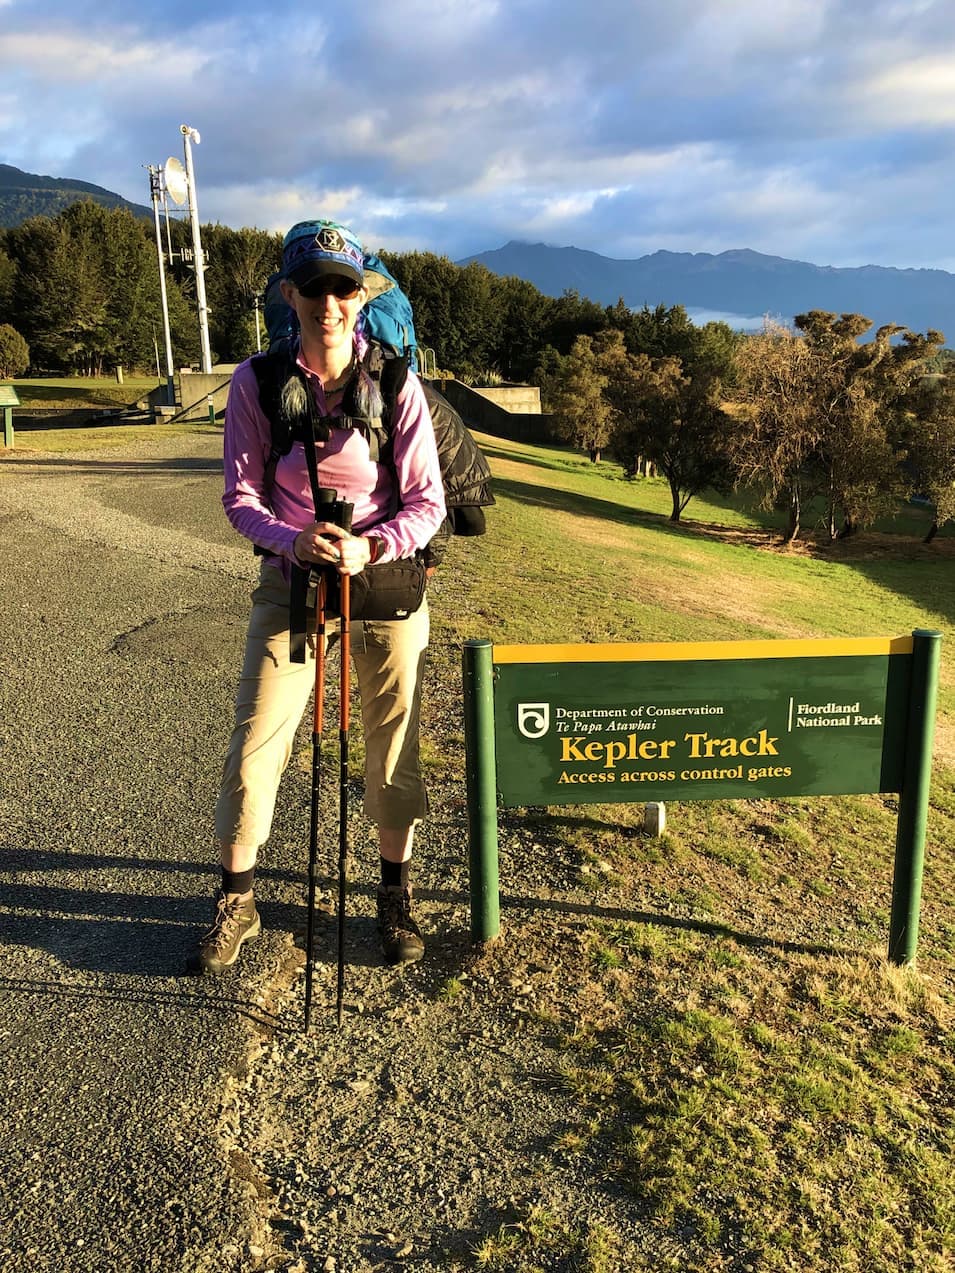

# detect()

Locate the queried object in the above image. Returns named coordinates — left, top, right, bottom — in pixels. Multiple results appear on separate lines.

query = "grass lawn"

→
left=1, top=374, right=221, bottom=453
left=0, top=421, right=220, bottom=454
left=7, top=374, right=163, bottom=409
left=433, top=433, right=954, bottom=1272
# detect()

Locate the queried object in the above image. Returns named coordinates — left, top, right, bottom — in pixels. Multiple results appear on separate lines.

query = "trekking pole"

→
left=304, top=487, right=339, bottom=1033
left=336, top=502, right=354, bottom=1029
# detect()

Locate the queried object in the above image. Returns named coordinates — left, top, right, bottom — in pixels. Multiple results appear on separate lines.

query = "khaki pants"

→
left=215, top=564, right=430, bottom=848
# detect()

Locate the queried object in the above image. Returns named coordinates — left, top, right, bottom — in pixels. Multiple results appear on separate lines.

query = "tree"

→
left=730, top=323, right=821, bottom=542
left=904, top=373, right=955, bottom=542
left=733, top=314, right=943, bottom=542
left=76, top=201, right=164, bottom=374
left=6, top=201, right=195, bottom=374
left=601, top=329, right=735, bottom=520
left=625, top=302, right=700, bottom=361
left=548, top=335, right=612, bottom=461
left=447, top=263, right=505, bottom=379
left=593, top=329, right=654, bottom=472
left=496, top=276, right=551, bottom=381
left=381, top=250, right=460, bottom=372
left=8, top=213, right=85, bottom=369
left=0, top=246, right=15, bottom=325
left=540, top=289, right=607, bottom=356
left=200, top=224, right=282, bottom=362
left=533, top=344, right=565, bottom=412
left=794, top=312, right=943, bottom=538
left=0, top=324, right=29, bottom=377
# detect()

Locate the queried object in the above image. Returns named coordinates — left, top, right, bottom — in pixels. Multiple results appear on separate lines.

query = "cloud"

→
left=855, top=54, right=955, bottom=126
left=3, top=0, right=955, bottom=271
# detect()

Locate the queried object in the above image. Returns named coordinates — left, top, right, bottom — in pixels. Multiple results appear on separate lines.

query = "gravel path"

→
left=0, top=430, right=689, bottom=1273
left=210, top=619, right=682, bottom=1273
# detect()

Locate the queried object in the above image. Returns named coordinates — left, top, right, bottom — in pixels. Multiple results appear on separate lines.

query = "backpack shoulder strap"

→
left=250, top=349, right=296, bottom=461
left=375, top=344, right=410, bottom=420
left=343, top=341, right=409, bottom=463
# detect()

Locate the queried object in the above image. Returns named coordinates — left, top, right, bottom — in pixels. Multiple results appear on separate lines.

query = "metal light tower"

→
left=147, top=165, right=176, bottom=406
left=180, top=124, right=213, bottom=374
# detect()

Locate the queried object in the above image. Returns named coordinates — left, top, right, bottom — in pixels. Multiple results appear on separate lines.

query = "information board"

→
left=492, top=637, right=913, bottom=807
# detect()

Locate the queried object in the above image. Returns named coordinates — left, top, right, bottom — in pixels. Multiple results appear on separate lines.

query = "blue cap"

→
left=282, top=219, right=364, bottom=289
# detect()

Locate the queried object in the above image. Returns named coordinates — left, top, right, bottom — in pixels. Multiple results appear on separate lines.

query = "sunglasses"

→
left=297, top=276, right=362, bottom=300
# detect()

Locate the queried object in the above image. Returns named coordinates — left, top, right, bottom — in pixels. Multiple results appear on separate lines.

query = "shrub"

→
left=0, top=324, right=30, bottom=378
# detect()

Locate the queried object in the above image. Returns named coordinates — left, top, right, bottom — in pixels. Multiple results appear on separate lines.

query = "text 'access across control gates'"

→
left=491, top=635, right=916, bottom=807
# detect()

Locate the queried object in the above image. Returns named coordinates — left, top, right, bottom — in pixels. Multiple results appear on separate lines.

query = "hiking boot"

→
left=376, top=885, right=425, bottom=964
left=190, top=891, right=261, bottom=975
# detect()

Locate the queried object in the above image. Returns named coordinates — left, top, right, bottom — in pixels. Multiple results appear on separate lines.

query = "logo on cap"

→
left=316, top=227, right=346, bottom=253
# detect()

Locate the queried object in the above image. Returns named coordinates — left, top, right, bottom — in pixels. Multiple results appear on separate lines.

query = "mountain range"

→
left=4, top=162, right=955, bottom=342
left=0, top=163, right=152, bottom=228
left=461, top=241, right=955, bottom=343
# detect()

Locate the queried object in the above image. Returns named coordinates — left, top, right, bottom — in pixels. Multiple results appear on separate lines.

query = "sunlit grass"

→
left=435, top=431, right=954, bottom=1272
left=551, top=934, right=954, bottom=1271
left=3, top=422, right=220, bottom=454
left=9, top=374, right=160, bottom=405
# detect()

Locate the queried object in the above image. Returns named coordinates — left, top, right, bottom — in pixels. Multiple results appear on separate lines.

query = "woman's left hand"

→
left=314, top=523, right=372, bottom=576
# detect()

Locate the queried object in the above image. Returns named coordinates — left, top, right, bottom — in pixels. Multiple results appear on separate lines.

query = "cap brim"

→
left=286, top=259, right=363, bottom=288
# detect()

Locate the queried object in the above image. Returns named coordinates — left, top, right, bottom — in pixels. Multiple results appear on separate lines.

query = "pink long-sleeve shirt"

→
left=222, top=341, right=446, bottom=577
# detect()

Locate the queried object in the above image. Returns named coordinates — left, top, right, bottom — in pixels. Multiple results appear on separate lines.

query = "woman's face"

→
left=281, top=275, right=366, bottom=362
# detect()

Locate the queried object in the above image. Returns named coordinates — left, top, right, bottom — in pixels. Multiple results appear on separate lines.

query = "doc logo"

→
left=517, top=702, right=550, bottom=739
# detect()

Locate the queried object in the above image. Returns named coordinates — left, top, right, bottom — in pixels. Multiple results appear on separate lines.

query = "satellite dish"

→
left=164, top=157, right=188, bottom=206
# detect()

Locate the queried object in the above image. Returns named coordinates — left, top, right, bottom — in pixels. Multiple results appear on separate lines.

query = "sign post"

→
left=463, top=639, right=500, bottom=942
left=888, top=630, right=941, bottom=962
left=0, top=385, right=19, bottom=448
left=463, top=631, right=941, bottom=963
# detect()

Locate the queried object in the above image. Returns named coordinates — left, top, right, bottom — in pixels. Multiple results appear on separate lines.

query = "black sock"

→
left=380, top=857, right=410, bottom=889
left=222, top=866, right=256, bottom=897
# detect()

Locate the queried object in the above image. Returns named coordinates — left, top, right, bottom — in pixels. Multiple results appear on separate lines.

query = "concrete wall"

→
left=147, top=366, right=558, bottom=445
left=146, top=367, right=238, bottom=421
left=470, top=384, right=542, bottom=414
left=435, top=378, right=557, bottom=445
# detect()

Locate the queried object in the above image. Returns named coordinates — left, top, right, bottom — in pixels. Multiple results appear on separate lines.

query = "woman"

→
left=193, top=219, right=446, bottom=974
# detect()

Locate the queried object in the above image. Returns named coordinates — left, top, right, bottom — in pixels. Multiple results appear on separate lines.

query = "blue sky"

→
left=3, top=0, right=955, bottom=269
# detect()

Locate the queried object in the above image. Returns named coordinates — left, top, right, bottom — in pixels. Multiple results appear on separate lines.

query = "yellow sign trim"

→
left=492, top=636, right=913, bottom=665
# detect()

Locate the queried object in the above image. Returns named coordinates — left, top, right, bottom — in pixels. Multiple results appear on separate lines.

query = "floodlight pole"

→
left=180, top=124, right=213, bottom=374
left=147, top=165, right=176, bottom=406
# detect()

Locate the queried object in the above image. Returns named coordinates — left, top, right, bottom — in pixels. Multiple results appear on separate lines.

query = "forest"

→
left=1, top=200, right=953, bottom=541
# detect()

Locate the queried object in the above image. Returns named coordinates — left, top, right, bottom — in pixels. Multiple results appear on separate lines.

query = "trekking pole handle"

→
left=315, top=488, right=353, bottom=536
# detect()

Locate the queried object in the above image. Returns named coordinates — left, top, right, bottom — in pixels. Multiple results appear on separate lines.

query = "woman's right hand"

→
left=293, top=521, right=343, bottom=567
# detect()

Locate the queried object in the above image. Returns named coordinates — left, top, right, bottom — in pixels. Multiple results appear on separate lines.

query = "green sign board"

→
left=464, top=632, right=941, bottom=964
left=492, top=636, right=913, bottom=807
left=0, top=386, right=20, bottom=407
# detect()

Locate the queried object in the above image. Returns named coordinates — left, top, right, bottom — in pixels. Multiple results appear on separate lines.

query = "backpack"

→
left=362, top=252, right=419, bottom=370
left=254, top=256, right=494, bottom=567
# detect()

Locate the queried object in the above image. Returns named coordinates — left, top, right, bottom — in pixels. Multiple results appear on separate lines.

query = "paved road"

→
left=0, top=431, right=312, bottom=1271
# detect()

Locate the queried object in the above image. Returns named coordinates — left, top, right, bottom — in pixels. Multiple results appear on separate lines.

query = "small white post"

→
left=644, top=801, right=666, bottom=836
